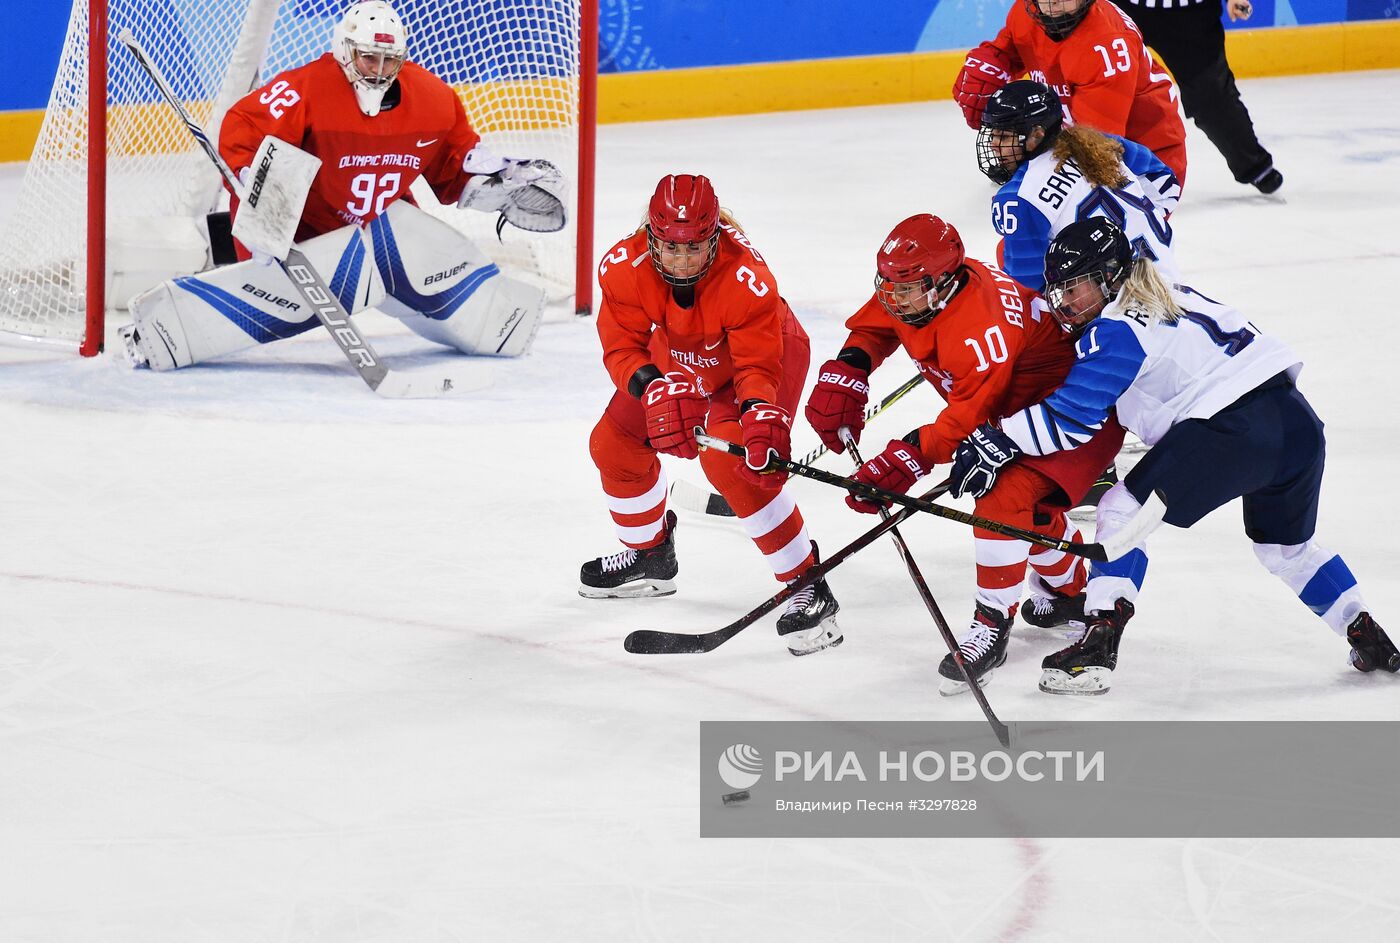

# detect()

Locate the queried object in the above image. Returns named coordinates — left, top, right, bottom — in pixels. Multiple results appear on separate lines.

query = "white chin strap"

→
left=351, top=81, right=391, bottom=117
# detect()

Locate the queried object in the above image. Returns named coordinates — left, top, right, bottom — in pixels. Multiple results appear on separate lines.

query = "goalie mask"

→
left=874, top=214, right=966, bottom=328
left=977, top=80, right=1063, bottom=185
left=647, top=174, right=721, bottom=287
left=333, top=1, right=409, bottom=117
left=1043, top=217, right=1135, bottom=332
left=1025, top=0, right=1092, bottom=41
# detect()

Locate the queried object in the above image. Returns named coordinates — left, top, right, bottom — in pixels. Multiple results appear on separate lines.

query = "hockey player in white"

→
left=119, top=1, right=565, bottom=371
left=949, top=218, right=1396, bottom=694
left=978, top=79, right=1180, bottom=293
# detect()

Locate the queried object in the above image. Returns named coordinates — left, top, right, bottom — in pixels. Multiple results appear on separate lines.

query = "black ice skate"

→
left=776, top=546, right=842, bottom=656
left=1345, top=612, right=1400, bottom=673
left=1039, top=598, right=1135, bottom=696
left=1021, top=588, right=1087, bottom=633
left=938, top=602, right=1013, bottom=696
left=578, top=511, right=678, bottom=599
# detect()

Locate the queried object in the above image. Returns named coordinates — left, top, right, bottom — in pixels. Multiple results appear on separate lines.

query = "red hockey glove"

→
left=846, top=438, right=930, bottom=514
left=953, top=44, right=1013, bottom=129
left=739, top=402, right=793, bottom=489
left=804, top=358, right=871, bottom=455
left=644, top=372, right=708, bottom=459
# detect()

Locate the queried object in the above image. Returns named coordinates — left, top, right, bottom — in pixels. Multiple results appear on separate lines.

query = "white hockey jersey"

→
left=992, top=135, right=1181, bottom=292
left=1001, top=283, right=1303, bottom=452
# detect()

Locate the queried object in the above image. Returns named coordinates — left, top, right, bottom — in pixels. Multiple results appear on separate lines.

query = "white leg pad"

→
left=369, top=201, right=546, bottom=358
left=123, top=223, right=377, bottom=370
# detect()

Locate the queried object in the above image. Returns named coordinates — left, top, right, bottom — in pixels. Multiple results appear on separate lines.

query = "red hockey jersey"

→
left=842, top=259, right=1075, bottom=464
left=219, top=54, right=481, bottom=242
left=596, top=225, right=803, bottom=407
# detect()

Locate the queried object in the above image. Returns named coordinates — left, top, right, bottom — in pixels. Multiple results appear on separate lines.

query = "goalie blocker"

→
left=122, top=199, right=546, bottom=370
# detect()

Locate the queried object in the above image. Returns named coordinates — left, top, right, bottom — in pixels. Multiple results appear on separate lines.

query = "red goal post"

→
left=0, top=0, right=598, bottom=355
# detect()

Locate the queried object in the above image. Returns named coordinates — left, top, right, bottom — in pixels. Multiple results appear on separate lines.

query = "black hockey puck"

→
left=721, top=790, right=751, bottom=805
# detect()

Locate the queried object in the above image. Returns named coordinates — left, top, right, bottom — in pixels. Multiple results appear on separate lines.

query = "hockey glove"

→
left=953, top=44, right=1013, bottom=129
left=460, top=147, right=567, bottom=234
left=950, top=423, right=1021, bottom=499
left=739, top=401, right=793, bottom=489
left=644, top=373, right=709, bottom=460
left=804, top=357, right=871, bottom=454
left=846, top=437, right=929, bottom=514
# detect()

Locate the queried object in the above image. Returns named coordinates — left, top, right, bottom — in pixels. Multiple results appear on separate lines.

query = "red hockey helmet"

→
left=874, top=214, right=966, bottom=326
left=647, top=174, right=721, bottom=286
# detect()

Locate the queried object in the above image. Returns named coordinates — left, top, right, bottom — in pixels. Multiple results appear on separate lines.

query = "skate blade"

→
left=786, top=617, right=843, bottom=657
left=1038, top=667, right=1112, bottom=696
left=578, top=579, right=677, bottom=600
left=938, top=668, right=994, bottom=697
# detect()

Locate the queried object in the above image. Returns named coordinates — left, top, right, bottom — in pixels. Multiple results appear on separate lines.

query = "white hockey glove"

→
left=458, top=146, right=567, bottom=235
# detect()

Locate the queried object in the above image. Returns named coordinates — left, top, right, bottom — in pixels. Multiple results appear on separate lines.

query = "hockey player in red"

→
left=581, top=174, right=841, bottom=656
left=804, top=215, right=1122, bottom=691
left=953, top=0, right=1189, bottom=188
left=120, top=1, right=564, bottom=372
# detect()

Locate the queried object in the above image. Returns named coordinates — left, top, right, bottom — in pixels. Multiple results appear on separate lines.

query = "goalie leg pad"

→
left=370, top=202, right=546, bottom=357
left=122, top=224, right=378, bottom=370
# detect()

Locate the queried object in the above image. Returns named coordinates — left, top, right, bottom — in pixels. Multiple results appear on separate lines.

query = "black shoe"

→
left=1252, top=167, right=1283, bottom=194
left=1022, top=589, right=1087, bottom=631
left=938, top=602, right=1013, bottom=696
left=777, top=545, right=842, bottom=656
left=1346, top=612, right=1399, bottom=673
left=1039, top=598, right=1134, bottom=695
left=578, top=511, right=678, bottom=598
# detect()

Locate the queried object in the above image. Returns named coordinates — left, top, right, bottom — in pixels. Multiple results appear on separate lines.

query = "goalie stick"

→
left=669, top=371, right=928, bottom=519
left=840, top=430, right=1009, bottom=745
left=119, top=31, right=488, bottom=399
left=623, top=482, right=949, bottom=655
left=695, top=430, right=1165, bottom=563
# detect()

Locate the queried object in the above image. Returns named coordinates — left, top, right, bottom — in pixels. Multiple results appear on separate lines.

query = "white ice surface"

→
left=2, top=70, right=1399, bottom=942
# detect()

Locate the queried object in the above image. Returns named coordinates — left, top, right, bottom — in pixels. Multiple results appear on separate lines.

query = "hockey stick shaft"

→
left=697, top=431, right=1110, bottom=562
left=623, top=482, right=951, bottom=655
left=841, top=431, right=1009, bottom=746
left=681, top=372, right=928, bottom=519
left=120, top=31, right=458, bottom=397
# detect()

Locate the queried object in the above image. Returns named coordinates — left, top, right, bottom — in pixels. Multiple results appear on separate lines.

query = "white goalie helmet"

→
left=332, top=1, right=409, bottom=117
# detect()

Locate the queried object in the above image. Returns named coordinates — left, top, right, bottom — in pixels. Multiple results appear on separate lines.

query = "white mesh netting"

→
left=0, top=0, right=581, bottom=346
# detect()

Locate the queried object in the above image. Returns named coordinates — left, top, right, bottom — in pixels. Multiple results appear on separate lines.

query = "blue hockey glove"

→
left=950, top=423, right=1021, bottom=499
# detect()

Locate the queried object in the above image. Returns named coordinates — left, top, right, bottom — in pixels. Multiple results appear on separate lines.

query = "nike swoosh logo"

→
left=416, top=138, right=438, bottom=147
left=703, top=338, right=723, bottom=350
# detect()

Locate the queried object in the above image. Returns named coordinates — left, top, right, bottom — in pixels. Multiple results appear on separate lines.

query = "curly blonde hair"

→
left=1052, top=125, right=1129, bottom=189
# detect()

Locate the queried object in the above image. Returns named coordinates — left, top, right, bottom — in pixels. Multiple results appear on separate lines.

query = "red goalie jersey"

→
left=596, top=224, right=801, bottom=408
left=218, top=53, right=481, bottom=243
left=842, top=258, right=1075, bottom=464
left=979, top=1, right=1186, bottom=182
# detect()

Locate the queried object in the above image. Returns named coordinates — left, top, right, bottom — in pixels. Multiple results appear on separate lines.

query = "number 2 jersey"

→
left=994, top=134, right=1180, bottom=292
left=218, top=53, right=482, bottom=243
left=596, top=225, right=802, bottom=407
left=1000, top=283, right=1303, bottom=453
left=841, top=259, right=1074, bottom=464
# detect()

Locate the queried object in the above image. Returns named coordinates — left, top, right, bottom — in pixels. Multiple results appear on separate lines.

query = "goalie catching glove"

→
left=458, top=145, right=567, bottom=234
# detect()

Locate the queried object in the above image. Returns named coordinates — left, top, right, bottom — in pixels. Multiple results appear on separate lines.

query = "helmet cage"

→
left=647, top=226, right=720, bottom=287
left=874, top=269, right=958, bottom=327
left=1024, top=0, right=1092, bottom=41
left=1045, top=267, right=1126, bottom=332
left=976, top=125, right=1026, bottom=185
left=344, top=41, right=405, bottom=89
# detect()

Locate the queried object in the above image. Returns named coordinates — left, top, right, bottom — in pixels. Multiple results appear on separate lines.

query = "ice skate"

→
left=1021, top=573, right=1087, bottom=635
left=1039, top=599, right=1134, bottom=695
left=938, top=602, right=1012, bottom=696
left=117, top=323, right=149, bottom=369
left=1345, top=612, right=1400, bottom=673
left=579, top=511, right=678, bottom=599
left=776, top=547, right=842, bottom=656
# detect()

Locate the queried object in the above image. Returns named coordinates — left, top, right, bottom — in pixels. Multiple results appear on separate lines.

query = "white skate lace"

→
left=957, top=621, right=1000, bottom=660
left=600, top=548, right=638, bottom=573
left=783, top=585, right=816, bottom=618
left=1030, top=596, right=1056, bottom=617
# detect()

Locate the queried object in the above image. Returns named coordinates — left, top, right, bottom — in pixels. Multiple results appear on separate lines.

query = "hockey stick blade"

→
left=695, top=430, right=1110, bottom=562
left=371, top=362, right=495, bottom=398
left=668, top=479, right=737, bottom=518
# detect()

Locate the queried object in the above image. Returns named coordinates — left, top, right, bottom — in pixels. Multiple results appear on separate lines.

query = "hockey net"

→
left=0, top=0, right=588, bottom=349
